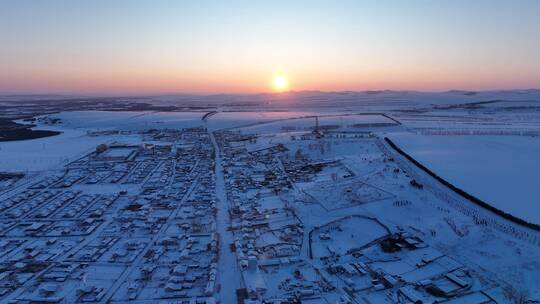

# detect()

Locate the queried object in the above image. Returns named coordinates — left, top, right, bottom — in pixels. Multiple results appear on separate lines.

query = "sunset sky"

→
left=1, top=0, right=539, bottom=94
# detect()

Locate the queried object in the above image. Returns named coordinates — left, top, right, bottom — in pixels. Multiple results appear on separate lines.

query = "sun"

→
left=273, top=75, right=289, bottom=92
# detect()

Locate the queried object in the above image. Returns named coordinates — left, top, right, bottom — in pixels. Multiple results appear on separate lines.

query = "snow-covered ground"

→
left=0, top=126, right=140, bottom=172
left=51, top=110, right=206, bottom=130
left=389, top=133, right=540, bottom=224
left=1, top=92, right=539, bottom=302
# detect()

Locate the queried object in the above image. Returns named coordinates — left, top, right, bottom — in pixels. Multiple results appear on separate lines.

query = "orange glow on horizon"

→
left=1, top=64, right=539, bottom=94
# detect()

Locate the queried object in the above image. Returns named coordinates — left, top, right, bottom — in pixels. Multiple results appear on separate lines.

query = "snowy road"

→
left=210, top=132, right=243, bottom=303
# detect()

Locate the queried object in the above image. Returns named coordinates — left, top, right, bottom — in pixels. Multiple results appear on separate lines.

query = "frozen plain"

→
left=0, top=90, right=540, bottom=303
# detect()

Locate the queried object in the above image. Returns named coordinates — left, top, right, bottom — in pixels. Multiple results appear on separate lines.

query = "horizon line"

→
left=1, top=88, right=539, bottom=99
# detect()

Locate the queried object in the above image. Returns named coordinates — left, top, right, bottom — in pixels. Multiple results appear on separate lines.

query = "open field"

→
left=389, top=133, right=540, bottom=224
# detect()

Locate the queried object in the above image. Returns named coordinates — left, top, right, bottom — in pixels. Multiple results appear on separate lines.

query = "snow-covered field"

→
left=0, top=125, right=140, bottom=172
left=51, top=110, right=206, bottom=130
left=239, top=113, right=397, bottom=134
left=1, top=92, right=540, bottom=302
left=389, top=133, right=540, bottom=224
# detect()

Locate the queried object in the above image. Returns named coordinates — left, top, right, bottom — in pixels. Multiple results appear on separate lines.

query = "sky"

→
left=1, top=0, right=540, bottom=94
